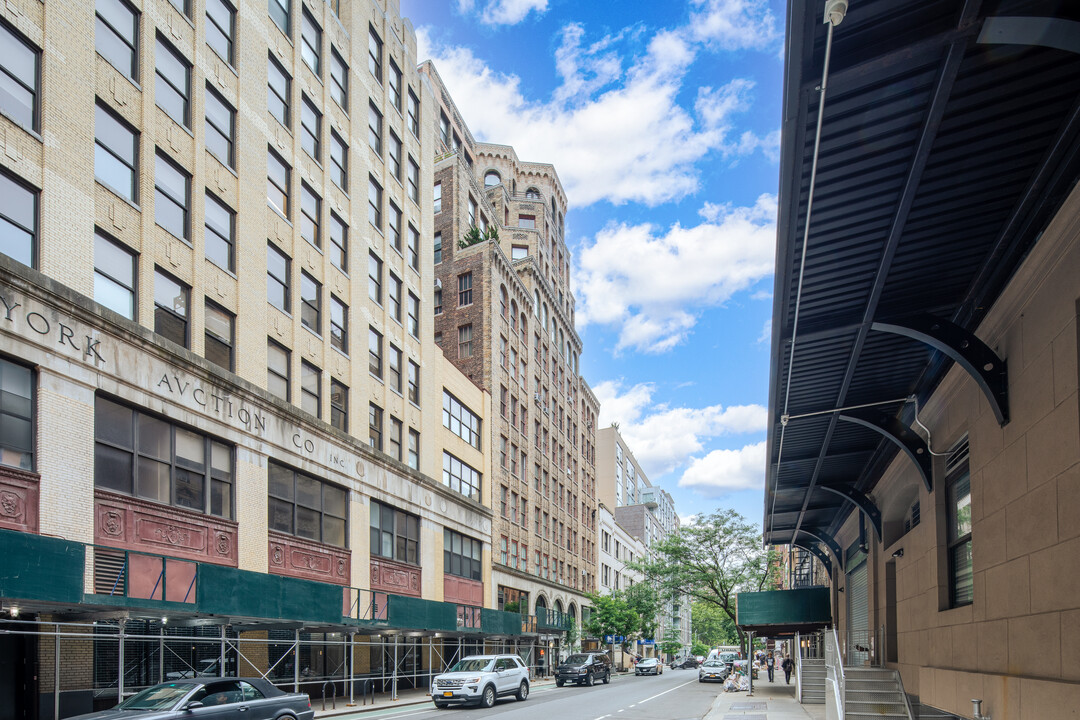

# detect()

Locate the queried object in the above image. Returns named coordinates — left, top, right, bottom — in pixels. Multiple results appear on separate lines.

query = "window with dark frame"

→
left=388, top=201, right=402, bottom=251
left=388, top=272, right=402, bottom=322
left=94, top=395, right=233, bottom=517
left=268, top=55, right=291, bottom=128
left=300, top=360, right=320, bottom=417
left=388, top=130, right=402, bottom=180
left=368, top=175, right=382, bottom=228
left=267, top=242, right=290, bottom=312
left=0, top=358, right=33, bottom=471
left=167, top=0, right=191, bottom=18
left=368, top=252, right=382, bottom=304
left=368, top=26, right=382, bottom=82
left=206, top=0, right=235, bottom=64
left=388, top=58, right=402, bottom=112
left=204, top=85, right=235, bottom=168
left=370, top=499, right=418, bottom=564
left=458, top=272, right=473, bottom=306
left=434, top=288, right=442, bottom=315
left=267, top=339, right=289, bottom=401
left=153, top=268, right=189, bottom=347
left=368, top=327, right=382, bottom=378
left=204, top=299, right=234, bottom=371
left=330, top=130, right=348, bottom=191
left=433, top=232, right=442, bottom=264
left=388, top=343, right=402, bottom=393
left=267, top=148, right=291, bottom=217
left=330, top=379, right=347, bottom=432
left=433, top=182, right=441, bottom=215
left=1, top=19, right=39, bottom=132
left=155, top=35, right=191, bottom=127
left=389, top=416, right=402, bottom=461
left=330, top=294, right=348, bottom=354
left=300, top=182, right=321, bottom=248
left=368, top=402, right=383, bottom=451
left=407, top=360, right=420, bottom=405
left=154, top=152, right=190, bottom=240
left=268, top=460, right=347, bottom=548
left=458, top=324, right=472, bottom=358
left=407, top=88, right=419, bottom=138
left=443, top=390, right=481, bottom=449
left=95, top=102, right=139, bottom=203
left=407, top=157, right=419, bottom=203
left=368, top=102, right=383, bottom=155
left=407, top=224, right=419, bottom=271
left=205, top=192, right=235, bottom=272
left=94, top=229, right=137, bottom=320
left=301, top=95, right=321, bottom=160
left=407, top=428, right=419, bottom=469
left=946, top=437, right=973, bottom=607
left=330, top=47, right=348, bottom=109
left=330, top=212, right=348, bottom=272
left=96, top=0, right=139, bottom=82
left=300, top=271, right=321, bottom=333
left=269, top=0, right=290, bottom=36
left=444, top=528, right=482, bottom=581
left=407, top=292, right=419, bottom=339
left=300, top=8, right=321, bottom=75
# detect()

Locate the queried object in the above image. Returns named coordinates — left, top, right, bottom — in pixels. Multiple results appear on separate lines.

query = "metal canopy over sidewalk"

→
left=736, top=588, right=832, bottom=636
left=765, top=0, right=1080, bottom=557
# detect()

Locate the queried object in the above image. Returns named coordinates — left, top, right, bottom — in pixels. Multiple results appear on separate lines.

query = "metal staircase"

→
left=844, top=667, right=911, bottom=720
left=800, top=657, right=826, bottom=705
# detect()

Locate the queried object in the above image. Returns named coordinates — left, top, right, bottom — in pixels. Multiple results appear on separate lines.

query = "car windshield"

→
left=117, top=683, right=192, bottom=710
left=639, top=659, right=656, bottom=665
left=719, top=653, right=738, bottom=663
left=703, top=660, right=724, bottom=667
left=564, top=654, right=591, bottom=665
left=449, top=658, right=494, bottom=672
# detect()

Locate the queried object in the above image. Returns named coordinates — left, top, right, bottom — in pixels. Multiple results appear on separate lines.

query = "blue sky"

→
left=400, top=0, right=787, bottom=528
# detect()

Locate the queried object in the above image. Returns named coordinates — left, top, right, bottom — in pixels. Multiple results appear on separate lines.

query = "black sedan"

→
left=672, top=657, right=701, bottom=669
left=69, top=678, right=313, bottom=720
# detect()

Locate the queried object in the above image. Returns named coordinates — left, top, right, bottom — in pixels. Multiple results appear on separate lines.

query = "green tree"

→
left=623, top=583, right=661, bottom=640
left=691, top=641, right=709, bottom=658
left=630, top=509, right=781, bottom=657
left=659, top=626, right=683, bottom=657
left=692, top=600, right=739, bottom=646
left=585, top=592, right=639, bottom=654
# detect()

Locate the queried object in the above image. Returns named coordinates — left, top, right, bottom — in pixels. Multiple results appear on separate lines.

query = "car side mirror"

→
left=183, top=701, right=205, bottom=711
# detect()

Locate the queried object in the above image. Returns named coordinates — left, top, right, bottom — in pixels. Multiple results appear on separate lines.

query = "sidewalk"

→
left=704, top=678, right=826, bottom=720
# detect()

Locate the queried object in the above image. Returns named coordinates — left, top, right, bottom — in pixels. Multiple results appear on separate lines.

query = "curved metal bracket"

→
left=838, top=409, right=933, bottom=493
left=817, top=484, right=883, bottom=542
left=792, top=540, right=832, bottom=577
left=797, top=528, right=844, bottom=568
left=872, top=313, right=1009, bottom=426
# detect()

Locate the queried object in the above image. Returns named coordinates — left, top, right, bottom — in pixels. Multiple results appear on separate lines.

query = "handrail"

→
left=897, top=668, right=917, bottom=720
left=825, top=627, right=845, bottom=717
left=794, top=632, right=802, bottom=703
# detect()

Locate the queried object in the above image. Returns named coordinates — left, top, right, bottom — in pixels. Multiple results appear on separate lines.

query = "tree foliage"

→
left=659, top=626, right=683, bottom=656
left=692, top=600, right=739, bottom=646
left=630, top=509, right=781, bottom=654
left=623, top=583, right=662, bottom=640
left=584, top=592, right=639, bottom=647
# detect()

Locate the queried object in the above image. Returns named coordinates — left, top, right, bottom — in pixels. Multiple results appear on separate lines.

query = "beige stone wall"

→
left=845, top=181, right=1080, bottom=719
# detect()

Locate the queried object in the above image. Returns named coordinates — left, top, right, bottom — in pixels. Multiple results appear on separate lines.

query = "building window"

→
left=434, top=288, right=442, bottom=315
left=267, top=148, right=291, bottom=217
left=388, top=343, right=402, bottom=392
left=442, top=452, right=481, bottom=502
left=368, top=175, right=382, bottom=228
left=330, top=295, right=347, bottom=354
left=434, top=232, right=442, bottom=264
left=407, top=157, right=420, bottom=203
left=267, top=339, right=289, bottom=400
left=407, top=89, right=420, bottom=138
left=330, top=212, right=348, bottom=272
left=155, top=35, right=190, bottom=127
left=388, top=130, right=402, bottom=180
left=433, top=182, right=442, bottom=215
left=95, top=102, right=139, bottom=202
left=512, top=245, right=527, bottom=260
left=458, top=272, right=473, bottom=306
left=204, top=300, right=233, bottom=371
left=268, top=55, right=291, bottom=127
left=946, top=437, right=973, bottom=607
left=368, top=402, right=383, bottom=450
left=458, top=324, right=473, bottom=358
left=300, top=271, right=321, bottom=333
left=330, top=379, right=347, bottom=432
left=204, top=85, right=235, bottom=169
left=330, top=130, right=348, bottom=191
left=407, top=292, right=420, bottom=338
left=1, top=22, right=39, bottom=131
left=388, top=272, right=402, bottom=322
left=367, top=102, right=382, bottom=155
left=389, top=416, right=402, bottom=460
left=367, top=26, right=382, bottom=82
left=443, top=391, right=481, bottom=449
left=519, top=214, right=535, bottom=229
left=407, top=360, right=420, bottom=405
left=268, top=461, right=347, bottom=548
left=206, top=0, right=235, bottom=64
left=154, top=152, right=190, bottom=240
left=300, top=183, right=321, bottom=248
left=168, top=0, right=190, bottom=17
left=300, top=8, right=321, bottom=75
left=205, top=193, right=235, bottom=273
left=96, top=0, right=139, bottom=82
left=267, top=242, right=290, bottom=312
left=468, top=197, right=477, bottom=226
left=153, top=268, right=189, bottom=347
left=94, top=395, right=233, bottom=517
left=485, top=171, right=500, bottom=187
left=0, top=358, right=33, bottom=471
left=439, top=113, right=450, bottom=147
left=368, top=252, right=382, bottom=304
left=407, top=224, right=420, bottom=271
left=444, top=529, right=482, bottom=581
left=407, top=429, right=419, bottom=469
left=300, top=360, right=320, bottom=417
left=368, top=327, right=382, bottom=378
left=388, top=58, right=402, bottom=112
left=269, top=0, right=290, bottom=36
left=94, top=230, right=136, bottom=319
left=330, top=47, right=347, bottom=109
left=301, top=95, right=321, bottom=160
left=388, top=201, right=402, bottom=251
left=370, top=500, right=419, bottom=564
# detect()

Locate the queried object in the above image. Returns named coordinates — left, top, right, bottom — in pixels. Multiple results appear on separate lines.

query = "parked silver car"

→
left=69, top=678, right=313, bottom=719
left=430, top=654, right=530, bottom=708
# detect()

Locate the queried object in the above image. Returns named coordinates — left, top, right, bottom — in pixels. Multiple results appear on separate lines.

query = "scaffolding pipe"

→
left=348, top=632, right=355, bottom=706
left=293, top=629, right=300, bottom=694
left=392, top=635, right=399, bottom=701
left=53, top=623, right=59, bottom=720
left=158, top=627, right=164, bottom=683
left=220, top=625, right=226, bottom=678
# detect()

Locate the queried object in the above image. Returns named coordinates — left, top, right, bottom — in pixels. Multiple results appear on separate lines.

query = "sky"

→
left=399, top=0, right=787, bottom=529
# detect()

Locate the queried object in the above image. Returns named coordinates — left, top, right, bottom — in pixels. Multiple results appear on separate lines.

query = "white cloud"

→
left=679, top=513, right=701, bottom=527
left=678, top=441, right=767, bottom=494
left=576, top=194, right=777, bottom=352
left=595, top=381, right=767, bottom=478
left=757, top=318, right=771, bottom=344
left=415, top=17, right=777, bottom=207
left=455, top=0, right=548, bottom=26
left=689, top=0, right=780, bottom=51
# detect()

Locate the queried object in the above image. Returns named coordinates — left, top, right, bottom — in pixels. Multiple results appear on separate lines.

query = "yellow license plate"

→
left=443, top=692, right=453, bottom=697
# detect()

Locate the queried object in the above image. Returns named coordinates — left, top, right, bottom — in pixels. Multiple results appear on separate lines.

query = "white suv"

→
left=431, top=654, right=530, bottom=709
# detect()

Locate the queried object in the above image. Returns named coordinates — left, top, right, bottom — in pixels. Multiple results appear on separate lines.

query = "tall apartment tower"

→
left=0, top=0, right=531, bottom=711
left=420, top=61, right=600, bottom=641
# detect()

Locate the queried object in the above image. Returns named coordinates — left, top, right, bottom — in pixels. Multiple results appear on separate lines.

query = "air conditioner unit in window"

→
left=534, top=392, right=541, bottom=402
left=544, top=407, right=550, bottom=415
left=434, top=277, right=442, bottom=289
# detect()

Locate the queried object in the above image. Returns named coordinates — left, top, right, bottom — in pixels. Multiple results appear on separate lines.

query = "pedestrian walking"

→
left=767, top=652, right=775, bottom=682
left=782, top=655, right=793, bottom=684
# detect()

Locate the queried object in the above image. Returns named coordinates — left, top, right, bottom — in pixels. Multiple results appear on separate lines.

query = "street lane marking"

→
left=637, top=678, right=697, bottom=705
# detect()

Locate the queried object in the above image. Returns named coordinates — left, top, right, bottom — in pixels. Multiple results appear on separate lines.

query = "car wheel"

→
left=480, top=684, right=496, bottom=708
left=603, top=670, right=610, bottom=684
left=585, top=672, right=594, bottom=687
left=516, top=681, right=529, bottom=701
left=698, top=678, right=704, bottom=683
left=556, top=679, right=564, bottom=688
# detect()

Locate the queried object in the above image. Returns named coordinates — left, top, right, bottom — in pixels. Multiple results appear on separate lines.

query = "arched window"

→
left=500, top=285, right=508, bottom=318
left=535, top=594, right=547, bottom=611
left=521, top=314, right=528, bottom=342
left=542, top=304, right=548, bottom=331
left=485, top=170, right=501, bottom=187
left=568, top=603, right=577, bottom=620
left=510, top=300, right=518, bottom=330
left=525, top=187, right=540, bottom=199
left=554, top=599, right=564, bottom=614
left=551, top=197, right=557, bottom=215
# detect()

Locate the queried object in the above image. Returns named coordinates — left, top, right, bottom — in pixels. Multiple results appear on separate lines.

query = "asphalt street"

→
left=331, top=667, right=724, bottom=720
